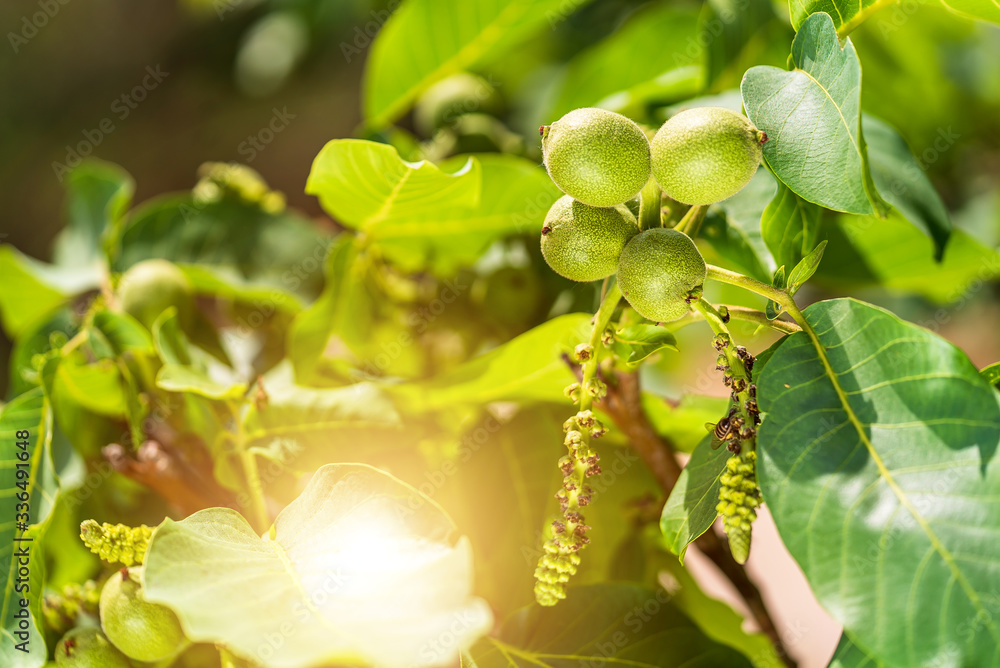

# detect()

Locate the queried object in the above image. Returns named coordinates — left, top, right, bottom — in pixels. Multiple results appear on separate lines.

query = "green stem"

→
left=581, top=281, right=623, bottom=412
left=675, top=205, right=705, bottom=237
left=638, top=178, right=662, bottom=231
left=227, top=401, right=269, bottom=532
left=725, top=305, right=801, bottom=334
left=706, top=264, right=787, bottom=303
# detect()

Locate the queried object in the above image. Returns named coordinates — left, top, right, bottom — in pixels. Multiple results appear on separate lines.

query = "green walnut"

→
left=541, top=108, right=651, bottom=208
left=651, top=107, right=765, bottom=205
left=118, top=259, right=194, bottom=329
left=55, top=627, right=131, bottom=668
left=541, top=195, right=638, bottom=282
left=414, top=72, right=502, bottom=136
left=617, top=228, right=706, bottom=322
left=100, top=567, right=185, bottom=662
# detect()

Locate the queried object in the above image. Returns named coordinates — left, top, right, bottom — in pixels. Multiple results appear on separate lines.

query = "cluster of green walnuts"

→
left=539, top=105, right=765, bottom=321
left=49, top=523, right=185, bottom=668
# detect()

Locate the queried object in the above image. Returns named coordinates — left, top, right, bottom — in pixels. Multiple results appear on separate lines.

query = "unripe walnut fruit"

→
left=100, top=567, right=185, bottom=662
left=541, top=108, right=651, bottom=207
left=617, top=228, right=706, bottom=322
left=118, top=259, right=194, bottom=329
left=651, top=107, right=764, bottom=205
left=55, top=626, right=131, bottom=668
left=541, top=195, right=638, bottom=282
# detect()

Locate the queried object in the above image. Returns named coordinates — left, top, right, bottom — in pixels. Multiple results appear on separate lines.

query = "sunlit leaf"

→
left=145, top=464, right=492, bottom=668
left=702, top=170, right=778, bottom=283
left=828, top=632, right=885, bottom=667
left=0, top=246, right=98, bottom=338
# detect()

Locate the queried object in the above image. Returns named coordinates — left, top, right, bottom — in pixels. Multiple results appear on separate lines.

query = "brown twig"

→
left=599, top=370, right=797, bottom=668
left=103, top=441, right=236, bottom=516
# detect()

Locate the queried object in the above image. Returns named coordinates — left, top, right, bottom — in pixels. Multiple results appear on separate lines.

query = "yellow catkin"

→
left=79, top=520, right=152, bottom=567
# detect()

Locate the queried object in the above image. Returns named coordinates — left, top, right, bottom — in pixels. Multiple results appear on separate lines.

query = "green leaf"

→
left=153, top=310, right=246, bottom=400
left=145, top=464, right=492, bottom=668
left=761, top=181, right=823, bottom=272
left=611, top=324, right=678, bottom=366
left=660, top=435, right=729, bottom=562
left=827, top=633, right=885, bottom=668
left=703, top=170, right=778, bottom=283
left=386, top=154, right=560, bottom=274
left=287, top=236, right=376, bottom=384
left=0, top=246, right=97, bottom=338
left=465, top=583, right=753, bottom=667
left=307, top=141, right=547, bottom=274
left=938, top=0, right=1000, bottom=23
left=364, top=0, right=594, bottom=127
left=241, top=374, right=402, bottom=472
left=43, top=355, right=127, bottom=418
left=389, top=314, right=591, bottom=411
left=816, top=214, right=1000, bottom=303
left=741, top=13, right=884, bottom=215
left=980, top=362, right=1000, bottom=389
left=786, top=239, right=828, bottom=295
left=179, top=265, right=305, bottom=315
left=546, top=4, right=702, bottom=119
left=757, top=298, right=1000, bottom=666
left=53, top=159, right=134, bottom=268
left=1, top=390, right=82, bottom=667
left=864, top=115, right=952, bottom=259
left=7, top=309, right=75, bottom=397
left=89, top=310, right=155, bottom=356
left=765, top=265, right=786, bottom=320
left=787, top=0, right=883, bottom=32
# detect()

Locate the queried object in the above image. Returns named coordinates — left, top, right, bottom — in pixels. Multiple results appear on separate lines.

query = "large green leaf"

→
left=761, top=180, right=822, bottom=272
left=1, top=390, right=83, bottom=667
left=144, top=464, right=492, bottom=668
left=309, top=141, right=556, bottom=274
left=389, top=314, right=591, bottom=411
left=741, top=13, right=884, bottom=215
left=757, top=298, right=1000, bottom=666
left=306, top=140, right=479, bottom=232
left=545, top=4, right=702, bottom=119
left=364, top=0, right=594, bottom=127
left=828, top=633, right=885, bottom=667
left=815, top=214, right=1000, bottom=303
left=863, top=115, right=951, bottom=259
left=660, top=435, right=729, bottom=562
left=465, top=583, right=753, bottom=667
left=53, top=159, right=134, bottom=268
